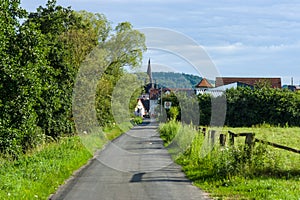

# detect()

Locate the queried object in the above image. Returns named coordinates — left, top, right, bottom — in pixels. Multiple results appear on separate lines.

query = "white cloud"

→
left=21, top=0, right=300, bottom=84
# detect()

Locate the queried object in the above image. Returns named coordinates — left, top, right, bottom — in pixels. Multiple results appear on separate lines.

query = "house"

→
left=195, top=78, right=213, bottom=88
left=196, top=78, right=259, bottom=97
left=195, top=78, right=214, bottom=95
left=134, top=99, right=146, bottom=117
left=216, top=77, right=282, bottom=88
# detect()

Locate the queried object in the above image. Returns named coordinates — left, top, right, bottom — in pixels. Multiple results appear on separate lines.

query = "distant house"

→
left=195, top=78, right=214, bottom=95
left=195, top=78, right=213, bottom=88
left=196, top=78, right=260, bottom=97
left=134, top=99, right=146, bottom=117
left=216, top=77, right=282, bottom=88
left=213, top=81, right=253, bottom=90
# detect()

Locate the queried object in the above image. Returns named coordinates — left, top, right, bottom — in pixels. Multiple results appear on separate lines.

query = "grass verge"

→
left=158, top=122, right=300, bottom=200
left=0, top=124, right=131, bottom=200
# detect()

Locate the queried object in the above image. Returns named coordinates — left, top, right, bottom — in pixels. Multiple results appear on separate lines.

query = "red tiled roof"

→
left=195, top=78, right=213, bottom=88
left=215, top=77, right=281, bottom=88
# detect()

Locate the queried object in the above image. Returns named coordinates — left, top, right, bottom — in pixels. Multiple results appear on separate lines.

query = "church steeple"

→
left=147, top=59, right=153, bottom=87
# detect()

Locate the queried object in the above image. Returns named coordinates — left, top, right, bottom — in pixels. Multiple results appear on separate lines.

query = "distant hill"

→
left=135, top=72, right=208, bottom=88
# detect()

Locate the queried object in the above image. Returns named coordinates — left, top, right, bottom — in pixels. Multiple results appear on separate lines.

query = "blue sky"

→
left=21, top=0, right=300, bottom=85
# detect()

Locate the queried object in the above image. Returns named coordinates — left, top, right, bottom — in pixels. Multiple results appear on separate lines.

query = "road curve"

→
left=50, top=120, right=210, bottom=200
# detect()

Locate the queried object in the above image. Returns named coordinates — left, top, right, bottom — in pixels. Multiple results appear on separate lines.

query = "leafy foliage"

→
left=95, top=22, right=146, bottom=127
left=197, top=86, right=300, bottom=127
left=226, top=87, right=300, bottom=127
left=132, top=117, right=143, bottom=125
left=0, top=0, right=146, bottom=156
left=159, top=122, right=300, bottom=199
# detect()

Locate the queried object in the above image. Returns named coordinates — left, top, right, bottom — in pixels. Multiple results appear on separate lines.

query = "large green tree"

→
left=0, top=0, right=146, bottom=156
left=0, top=0, right=48, bottom=154
left=26, top=0, right=102, bottom=137
left=95, top=22, right=146, bottom=127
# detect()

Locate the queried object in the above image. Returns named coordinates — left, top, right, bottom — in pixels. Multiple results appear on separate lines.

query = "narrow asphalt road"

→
left=50, top=119, right=209, bottom=200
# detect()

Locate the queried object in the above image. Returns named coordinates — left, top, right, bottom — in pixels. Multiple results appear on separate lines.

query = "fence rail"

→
left=254, top=138, right=300, bottom=154
left=201, top=128, right=300, bottom=155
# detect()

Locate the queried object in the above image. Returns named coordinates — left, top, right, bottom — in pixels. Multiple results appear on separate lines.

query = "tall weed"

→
left=158, top=120, right=180, bottom=144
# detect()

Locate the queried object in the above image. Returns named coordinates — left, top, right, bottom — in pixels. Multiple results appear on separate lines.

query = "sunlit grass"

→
left=0, top=123, right=132, bottom=200
left=0, top=136, right=92, bottom=199
left=158, top=122, right=300, bottom=200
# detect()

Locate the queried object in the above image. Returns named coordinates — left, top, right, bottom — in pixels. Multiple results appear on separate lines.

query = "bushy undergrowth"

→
left=158, top=120, right=180, bottom=144
left=0, top=125, right=126, bottom=200
left=158, top=121, right=198, bottom=157
left=158, top=122, right=300, bottom=199
left=0, top=136, right=92, bottom=200
left=132, top=116, right=143, bottom=125
left=184, top=143, right=282, bottom=180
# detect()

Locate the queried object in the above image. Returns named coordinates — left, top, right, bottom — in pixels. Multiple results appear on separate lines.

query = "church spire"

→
left=147, top=58, right=153, bottom=85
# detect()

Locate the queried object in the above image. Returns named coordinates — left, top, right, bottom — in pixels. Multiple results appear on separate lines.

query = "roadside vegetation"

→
left=160, top=82, right=300, bottom=127
left=0, top=0, right=145, bottom=199
left=0, top=136, right=92, bottom=200
left=132, top=116, right=144, bottom=125
left=158, top=121, right=300, bottom=199
left=0, top=0, right=145, bottom=157
left=157, top=81, right=300, bottom=199
left=0, top=126, right=128, bottom=200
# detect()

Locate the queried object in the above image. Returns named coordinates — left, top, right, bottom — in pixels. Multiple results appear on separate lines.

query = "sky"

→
left=21, top=0, right=300, bottom=85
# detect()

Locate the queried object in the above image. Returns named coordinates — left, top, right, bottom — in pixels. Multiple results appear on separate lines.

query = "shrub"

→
left=158, top=121, right=180, bottom=144
left=132, top=116, right=143, bottom=125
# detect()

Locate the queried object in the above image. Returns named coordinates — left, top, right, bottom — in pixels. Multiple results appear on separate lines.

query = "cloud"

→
left=21, top=0, right=300, bottom=84
left=205, top=43, right=244, bottom=54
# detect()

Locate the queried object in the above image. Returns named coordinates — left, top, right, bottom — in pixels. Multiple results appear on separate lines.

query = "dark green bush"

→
left=132, top=117, right=143, bottom=125
left=0, top=1, right=145, bottom=157
left=197, top=87, right=300, bottom=127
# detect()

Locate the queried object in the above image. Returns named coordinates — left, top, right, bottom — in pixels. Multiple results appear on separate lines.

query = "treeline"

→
left=225, top=87, right=300, bottom=127
left=0, top=0, right=145, bottom=156
left=161, top=86, right=300, bottom=127
left=136, top=72, right=203, bottom=88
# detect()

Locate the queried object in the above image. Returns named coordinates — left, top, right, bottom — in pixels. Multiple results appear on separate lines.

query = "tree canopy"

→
left=0, top=0, right=146, bottom=156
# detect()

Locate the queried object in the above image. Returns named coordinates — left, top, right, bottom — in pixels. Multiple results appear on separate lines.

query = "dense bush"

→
left=158, top=121, right=198, bottom=158
left=226, top=87, right=300, bottom=127
left=132, top=117, right=143, bottom=125
left=0, top=0, right=145, bottom=157
left=197, top=87, right=300, bottom=127
left=158, top=120, right=180, bottom=144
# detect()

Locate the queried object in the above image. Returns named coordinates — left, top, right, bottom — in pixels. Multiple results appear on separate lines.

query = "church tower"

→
left=147, top=59, right=153, bottom=88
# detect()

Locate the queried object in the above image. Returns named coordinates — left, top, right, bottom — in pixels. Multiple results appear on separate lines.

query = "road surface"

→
left=50, top=120, right=209, bottom=200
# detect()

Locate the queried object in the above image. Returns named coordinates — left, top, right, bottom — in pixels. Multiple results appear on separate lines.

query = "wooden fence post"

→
left=202, top=127, right=206, bottom=136
left=245, top=133, right=255, bottom=158
left=245, top=133, right=255, bottom=148
left=219, top=134, right=226, bottom=146
left=210, top=130, right=216, bottom=149
left=229, top=131, right=235, bottom=146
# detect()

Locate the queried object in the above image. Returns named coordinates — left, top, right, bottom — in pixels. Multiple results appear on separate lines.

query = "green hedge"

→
left=197, top=87, right=300, bottom=127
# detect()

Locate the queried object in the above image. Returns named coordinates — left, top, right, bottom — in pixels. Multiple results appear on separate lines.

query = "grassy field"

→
left=0, top=125, right=128, bottom=200
left=159, top=122, right=300, bottom=200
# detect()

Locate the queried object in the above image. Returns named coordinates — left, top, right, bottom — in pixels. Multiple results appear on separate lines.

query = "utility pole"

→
left=160, top=87, right=163, bottom=115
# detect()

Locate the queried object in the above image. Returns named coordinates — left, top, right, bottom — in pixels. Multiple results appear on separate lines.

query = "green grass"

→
left=0, top=124, right=131, bottom=200
left=104, top=122, right=133, bottom=140
left=0, top=136, right=92, bottom=200
left=158, top=122, right=300, bottom=200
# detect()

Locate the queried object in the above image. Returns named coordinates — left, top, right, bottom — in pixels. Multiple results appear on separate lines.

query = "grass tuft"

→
left=158, top=122, right=300, bottom=199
